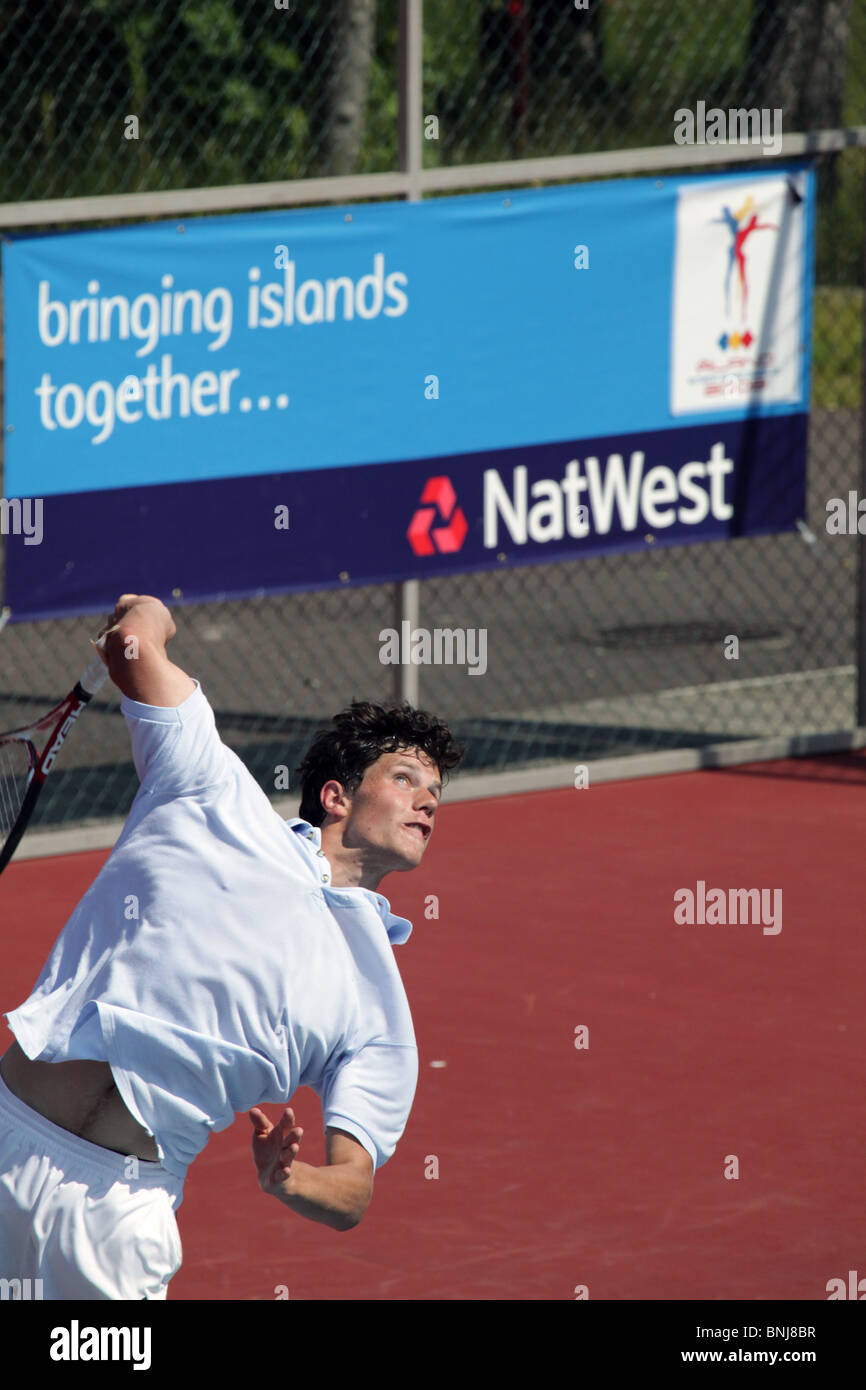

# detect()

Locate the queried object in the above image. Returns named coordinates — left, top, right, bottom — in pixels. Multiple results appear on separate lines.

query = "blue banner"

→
left=1, top=165, right=814, bottom=620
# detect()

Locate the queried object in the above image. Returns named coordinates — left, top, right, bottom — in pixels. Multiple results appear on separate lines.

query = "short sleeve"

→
left=121, top=681, right=233, bottom=797
left=319, top=1042, right=418, bottom=1171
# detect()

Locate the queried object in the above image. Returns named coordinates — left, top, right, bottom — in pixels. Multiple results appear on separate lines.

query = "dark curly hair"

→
left=295, top=699, right=465, bottom=827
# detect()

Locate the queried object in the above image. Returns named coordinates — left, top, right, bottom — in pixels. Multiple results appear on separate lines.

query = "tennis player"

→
left=0, top=593, right=463, bottom=1299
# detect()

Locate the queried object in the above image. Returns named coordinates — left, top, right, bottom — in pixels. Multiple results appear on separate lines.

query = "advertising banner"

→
left=1, top=165, right=814, bottom=620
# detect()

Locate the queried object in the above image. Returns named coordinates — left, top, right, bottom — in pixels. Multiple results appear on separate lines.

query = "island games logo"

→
left=670, top=173, right=806, bottom=415
left=712, top=195, right=777, bottom=349
left=692, top=192, right=779, bottom=402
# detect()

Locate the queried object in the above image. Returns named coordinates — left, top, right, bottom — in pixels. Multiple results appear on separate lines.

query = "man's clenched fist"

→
left=94, top=594, right=176, bottom=656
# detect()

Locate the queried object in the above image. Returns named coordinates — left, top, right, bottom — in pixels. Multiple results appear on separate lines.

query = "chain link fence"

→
left=0, top=1, right=864, bottom=830
left=0, top=0, right=398, bottom=198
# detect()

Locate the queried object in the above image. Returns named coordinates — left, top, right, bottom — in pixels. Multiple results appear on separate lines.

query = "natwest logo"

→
left=407, top=476, right=468, bottom=556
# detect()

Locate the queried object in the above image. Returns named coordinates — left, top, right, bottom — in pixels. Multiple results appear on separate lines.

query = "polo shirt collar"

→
left=286, top=818, right=413, bottom=945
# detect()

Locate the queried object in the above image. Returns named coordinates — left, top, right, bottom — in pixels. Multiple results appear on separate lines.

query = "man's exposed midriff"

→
left=0, top=1040, right=160, bottom=1161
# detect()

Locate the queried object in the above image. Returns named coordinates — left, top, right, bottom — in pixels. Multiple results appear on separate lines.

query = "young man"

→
left=0, top=594, right=464, bottom=1299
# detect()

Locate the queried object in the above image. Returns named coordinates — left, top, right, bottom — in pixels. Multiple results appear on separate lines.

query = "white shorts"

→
left=0, top=1070, right=184, bottom=1300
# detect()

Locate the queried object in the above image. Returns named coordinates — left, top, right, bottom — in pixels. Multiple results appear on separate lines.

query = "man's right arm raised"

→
left=97, top=593, right=195, bottom=707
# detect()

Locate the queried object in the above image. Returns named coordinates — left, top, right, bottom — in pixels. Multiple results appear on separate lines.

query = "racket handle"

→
left=80, top=652, right=110, bottom=696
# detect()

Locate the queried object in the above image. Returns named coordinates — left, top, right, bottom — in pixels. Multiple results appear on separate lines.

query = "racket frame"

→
left=0, top=653, right=109, bottom=874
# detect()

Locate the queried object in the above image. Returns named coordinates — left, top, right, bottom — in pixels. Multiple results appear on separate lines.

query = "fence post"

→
left=394, top=0, right=423, bottom=707
left=857, top=158, right=866, bottom=728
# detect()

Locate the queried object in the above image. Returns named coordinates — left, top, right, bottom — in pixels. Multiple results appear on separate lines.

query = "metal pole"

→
left=856, top=153, right=866, bottom=726
left=510, top=1, right=530, bottom=156
left=394, top=0, right=423, bottom=706
left=398, top=0, right=423, bottom=202
left=2, top=130, right=864, bottom=228
left=392, top=577, right=420, bottom=706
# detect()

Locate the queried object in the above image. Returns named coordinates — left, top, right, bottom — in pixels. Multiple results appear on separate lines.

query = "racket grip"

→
left=80, top=652, right=110, bottom=695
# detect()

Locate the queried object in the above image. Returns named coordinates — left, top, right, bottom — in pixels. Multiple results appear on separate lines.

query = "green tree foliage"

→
left=0, top=0, right=861, bottom=291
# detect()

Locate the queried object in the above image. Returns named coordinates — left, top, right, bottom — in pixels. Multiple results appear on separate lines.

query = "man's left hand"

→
left=249, top=1106, right=304, bottom=1198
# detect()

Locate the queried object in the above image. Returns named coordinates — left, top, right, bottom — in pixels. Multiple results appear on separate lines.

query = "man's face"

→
left=339, top=747, right=441, bottom=873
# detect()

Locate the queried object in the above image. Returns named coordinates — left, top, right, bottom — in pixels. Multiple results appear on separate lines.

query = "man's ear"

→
left=319, top=779, right=349, bottom=818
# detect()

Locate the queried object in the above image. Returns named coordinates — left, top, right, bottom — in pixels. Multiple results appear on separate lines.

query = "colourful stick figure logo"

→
left=711, top=195, right=777, bottom=321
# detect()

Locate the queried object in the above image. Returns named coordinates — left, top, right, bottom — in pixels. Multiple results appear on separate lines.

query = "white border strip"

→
left=11, top=727, right=866, bottom=864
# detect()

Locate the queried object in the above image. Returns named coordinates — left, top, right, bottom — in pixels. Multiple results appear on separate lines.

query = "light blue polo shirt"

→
left=6, top=682, right=419, bottom=1182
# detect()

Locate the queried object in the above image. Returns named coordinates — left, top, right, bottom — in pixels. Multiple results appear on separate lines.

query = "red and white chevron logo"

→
left=407, top=476, right=468, bottom=556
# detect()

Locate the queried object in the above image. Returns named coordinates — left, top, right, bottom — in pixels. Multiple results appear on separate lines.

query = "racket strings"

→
left=0, top=740, right=34, bottom=840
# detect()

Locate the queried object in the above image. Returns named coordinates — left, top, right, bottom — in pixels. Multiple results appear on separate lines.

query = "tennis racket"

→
left=0, top=650, right=109, bottom=876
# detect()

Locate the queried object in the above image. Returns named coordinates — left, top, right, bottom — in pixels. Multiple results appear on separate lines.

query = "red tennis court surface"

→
left=2, top=754, right=864, bottom=1300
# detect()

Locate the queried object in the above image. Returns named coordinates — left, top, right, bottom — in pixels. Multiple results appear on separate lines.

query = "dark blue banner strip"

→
left=4, top=413, right=807, bottom=623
